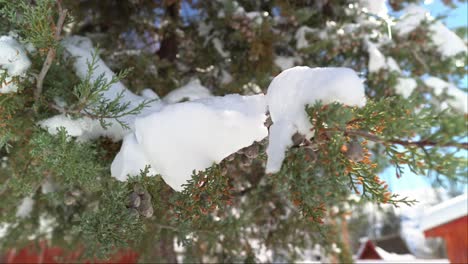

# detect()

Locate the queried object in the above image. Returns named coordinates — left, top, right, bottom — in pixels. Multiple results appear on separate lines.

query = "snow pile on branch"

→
left=39, top=36, right=164, bottom=141
left=163, top=79, right=212, bottom=103
left=140, top=88, right=160, bottom=100
left=62, top=36, right=158, bottom=114
left=364, top=40, right=419, bottom=98
left=359, top=0, right=388, bottom=18
left=265, top=66, right=366, bottom=173
left=112, top=94, right=267, bottom=191
left=366, top=40, right=387, bottom=73
left=220, top=70, right=233, bottom=84
left=39, top=114, right=131, bottom=142
left=430, top=24, right=467, bottom=57
left=39, top=36, right=369, bottom=191
left=36, top=35, right=266, bottom=191
left=274, top=56, right=298, bottom=71
left=395, top=5, right=430, bottom=35
left=111, top=133, right=157, bottom=181
left=424, top=76, right=467, bottom=113
left=295, top=26, right=321, bottom=49
left=386, top=57, right=401, bottom=72
left=16, top=197, right=34, bottom=218
left=366, top=45, right=417, bottom=98
left=395, top=5, right=466, bottom=57
left=395, top=78, right=417, bottom=99
left=0, top=36, right=31, bottom=93
left=366, top=40, right=401, bottom=73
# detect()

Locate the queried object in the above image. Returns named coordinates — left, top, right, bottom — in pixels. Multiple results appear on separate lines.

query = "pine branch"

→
left=34, top=1, right=67, bottom=103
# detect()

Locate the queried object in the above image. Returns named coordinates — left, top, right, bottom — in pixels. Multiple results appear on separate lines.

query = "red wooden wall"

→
left=424, top=215, right=468, bottom=264
left=3, top=242, right=139, bottom=264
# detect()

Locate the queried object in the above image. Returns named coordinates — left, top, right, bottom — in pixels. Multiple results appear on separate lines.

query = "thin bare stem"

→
left=326, top=128, right=468, bottom=149
left=34, top=1, right=67, bottom=103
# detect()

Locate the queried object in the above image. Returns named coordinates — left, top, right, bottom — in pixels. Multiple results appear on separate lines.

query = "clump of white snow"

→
left=387, top=57, right=401, bottom=72
left=430, top=22, right=467, bottom=57
left=274, top=56, right=297, bottom=71
left=394, top=5, right=429, bottom=36
left=424, top=76, right=468, bottom=113
left=295, top=26, right=319, bottom=49
left=62, top=36, right=152, bottom=110
left=265, top=66, right=366, bottom=173
left=212, top=37, right=230, bottom=58
left=16, top=196, right=34, bottom=218
left=140, top=88, right=160, bottom=100
left=111, top=133, right=157, bottom=181
left=41, top=178, right=55, bottom=194
left=366, top=40, right=401, bottom=73
left=365, top=40, right=420, bottom=99
left=220, top=70, right=233, bottom=85
left=366, top=41, right=387, bottom=73
left=364, top=40, right=424, bottom=100
left=0, top=36, right=31, bottom=76
left=112, top=94, right=268, bottom=191
left=163, top=79, right=212, bottom=103
left=40, top=36, right=164, bottom=141
left=0, top=36, right=31, bottom=93
left=39, top=114, right=129, bottom=142
left=1, top=156, right=7, bottom=169
left=0, top=223, right=9, bottom=238
left=359, top=0, right=388, bottom=18
left=395, top=5, right=466, bottom=57
left=395, top=77, right=417, bottom=99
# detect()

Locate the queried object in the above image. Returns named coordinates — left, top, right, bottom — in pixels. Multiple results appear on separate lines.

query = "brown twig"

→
left=34, top=1, right=67, bottom=103
left=326, top=128, right=468, bottom=149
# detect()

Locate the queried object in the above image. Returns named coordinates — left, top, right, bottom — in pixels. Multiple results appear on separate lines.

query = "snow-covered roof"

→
left=355, top=238, right=448, bottom=263
left=375, top=246, right=415, bottom=261
left=421, top=194, right=468, bottom=231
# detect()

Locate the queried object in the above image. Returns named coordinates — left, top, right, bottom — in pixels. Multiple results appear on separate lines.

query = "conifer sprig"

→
left=50, top=50, right=156, bottom=129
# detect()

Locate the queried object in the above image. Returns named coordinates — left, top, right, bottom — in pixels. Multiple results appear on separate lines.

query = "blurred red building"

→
left=422, top=194, right=468, bottom=264
left=2, top=241, right=138, bottom=264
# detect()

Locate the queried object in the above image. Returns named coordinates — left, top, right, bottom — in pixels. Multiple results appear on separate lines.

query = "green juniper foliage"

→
left=67, top=50, right=154, bottom=129
left=0, top=0, right=57, bottom=50
left=0, top=0, right=466, bottom=262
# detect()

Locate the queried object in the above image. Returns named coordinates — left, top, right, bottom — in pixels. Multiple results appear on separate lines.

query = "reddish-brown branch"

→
left=326, top=128, right=468, bottom=149
left=34, top=1, right=67, bottom=102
